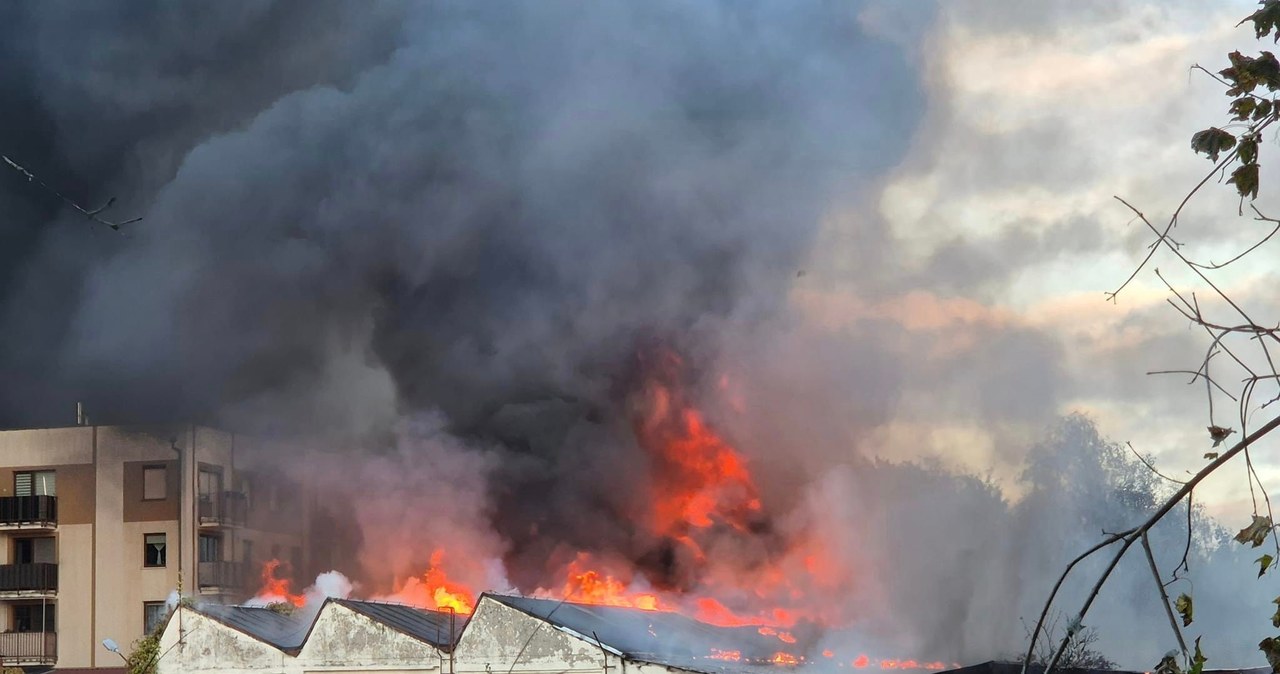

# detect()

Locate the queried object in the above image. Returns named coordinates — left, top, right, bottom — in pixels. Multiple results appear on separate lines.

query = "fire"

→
left=771, top=652, right=801, bottom=666
left=559, top=554, right=664, bottom=610
left=257, top=559, right=305, bottom=607
left=385, top=550, right=475, bottom=614
left=853, top=655, right=870, bottom=668
left=708, top=649, right=742, bottom=662
left=635, top=354, right=763, bottom=538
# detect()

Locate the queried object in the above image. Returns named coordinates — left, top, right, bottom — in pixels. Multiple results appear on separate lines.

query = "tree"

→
left=1025, top=3, right=1280, bottom=673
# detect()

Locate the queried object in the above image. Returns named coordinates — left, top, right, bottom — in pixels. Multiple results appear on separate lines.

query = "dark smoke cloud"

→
left=1, top=0, right=929, bottom=627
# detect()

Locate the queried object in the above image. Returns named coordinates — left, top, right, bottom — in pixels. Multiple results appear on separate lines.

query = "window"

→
left=143, top=466, right=166, bottom=500
left=242, top=540, right=254, bottom=566
left=12, top=604, right=54, bottom=632
left=144, top=534, right=166, bottom=567
left=143, top=602, right=167, bottom=635
left=14, top=537, right=55, bottom=564
left=198, top=468, right=221, bottom=498
left=198, top=534, right=221, bottom=563
left=15, top=471, right=55, bottom=497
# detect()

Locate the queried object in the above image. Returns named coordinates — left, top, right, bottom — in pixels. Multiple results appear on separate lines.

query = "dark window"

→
left=290, top=546, right=302, bottom=578
left=14, top=537, right=55, bottom=564
left=243, top=540, right=254, bottom=567
left=198, top=468, right=221, bottom=498
left=12, top=603, right=54, bottom=632
left=143, top=601, right=167, bottom=635
left=198, top=534, right=221, bottom=563
left=143, top=466, right=166, bottom=500
left=144, top=534, right=166, bottom=567
left=15, top=471, right=55, bottom=497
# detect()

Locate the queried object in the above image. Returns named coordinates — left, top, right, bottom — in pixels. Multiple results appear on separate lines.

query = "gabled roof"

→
left=947, top=662, right=1271, bottom=674
left=195, top=603, right=312, bottom=653
left=482, top=594, right=787, bottom=674
left=333, top=598, right=466, bottom=649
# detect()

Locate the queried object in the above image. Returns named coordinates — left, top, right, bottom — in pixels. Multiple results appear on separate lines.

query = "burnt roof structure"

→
left=949, top=662, right=1272, bottom=674
left=484, top=593, right=800, bottom=673
left=332, top=598, right=465, bottom=650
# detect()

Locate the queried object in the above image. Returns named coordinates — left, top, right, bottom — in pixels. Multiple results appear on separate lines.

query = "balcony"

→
left=0, top=632, right=56, bottom=665
left=0, top=496, right=56, bottom=530
left=197, top=561, right=245, bottom=592
left=0, top=564, right=57, bottom=597
left=198, top=491, right=246, bottom=527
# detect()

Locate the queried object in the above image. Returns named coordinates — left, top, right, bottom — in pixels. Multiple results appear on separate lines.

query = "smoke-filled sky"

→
left=2, top=0, right=1279, bottom=667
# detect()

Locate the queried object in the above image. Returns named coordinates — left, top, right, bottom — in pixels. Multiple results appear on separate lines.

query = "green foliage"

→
left=1260, top=636, right=1280, bottom=673
left=1190, top=7, right=1280, bottom=202
left=1191, top=128, right=1237, bottom=162
left=126, top=631, right=161, bottom=674
left=1259, top=554, right=1275, bottom=577
left=1241, top=0, right=1280, bottom=41
left=1175, top=593, right=1194, bottom=627
left=266, top=601, right=296, bottom=615
left=1272, top=597, right=1280, bottom=628
left=1189, top=638, right=1208, bottom=674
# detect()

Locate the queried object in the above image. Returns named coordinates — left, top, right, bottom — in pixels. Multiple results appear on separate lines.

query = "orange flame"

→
left=386, top=550, right=475, bottom=614
left=558, top=554, right=665, bottom=610
left=771, top=652, right=800, bottom=666
left=853, top=655, right=870, bottom=668
left=257, top=559, right=305, bottom=607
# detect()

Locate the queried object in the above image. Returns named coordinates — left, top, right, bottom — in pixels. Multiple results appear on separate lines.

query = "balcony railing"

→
left=0, top=564, right=57, bottom=595
left=198, top=561, right=245, bottom=591
left=0, top=496, right=56, bottom=529
left=198, top=491, right=246, bottom=527
left=0, top=632, right=56, bottom=665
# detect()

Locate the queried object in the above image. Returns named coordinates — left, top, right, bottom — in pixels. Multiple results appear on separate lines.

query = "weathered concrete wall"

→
left=453, top=598, right=608, bottom=674
left=297, top=603, right=442, bottom=671
left=157, top=608, right=292, bottom=674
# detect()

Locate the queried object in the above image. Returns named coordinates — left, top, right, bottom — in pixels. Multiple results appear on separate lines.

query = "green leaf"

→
left=1176, top=593, right=1194, bottom=627
left=1272, top=597, right=1280, bottom=628
left=1260, top=636, right=1280, bottom=673
left=1239, top=138, right=1260, bottom=165
left=1230, top=163, right=1261, bottom=200
left=1190, top=637, right=1208, bottom=674
left=1236, top=515, right=1274, bottom=547
left=1255, top=99, right=1275, bottom=121
left=1191, top=127, right=1237, bottom=162
left=1232, top=97, right=1259, bottom=121
left=1260, top=554, right=1276, bottom=577
left=1239, top=0, right=1280, bottom=42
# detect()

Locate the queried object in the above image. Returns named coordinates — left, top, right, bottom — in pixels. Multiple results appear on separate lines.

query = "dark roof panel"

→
left=334, top=599, right=466, bottom=649
left=196, top=604, right=312, bottom=652
left=484, top=594, right=790, bottom=674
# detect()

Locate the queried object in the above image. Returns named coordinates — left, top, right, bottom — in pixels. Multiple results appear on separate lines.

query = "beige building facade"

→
left=0, top=424, right=309, bottom=670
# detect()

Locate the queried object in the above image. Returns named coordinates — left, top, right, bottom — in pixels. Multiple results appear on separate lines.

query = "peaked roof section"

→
left=195, top=603, right=312, bottom=653
left=333, top=598, right=466, bottom=649
left=949, top=663, right=1272, bottom=674
left=483, top=594, right=787, bottom=674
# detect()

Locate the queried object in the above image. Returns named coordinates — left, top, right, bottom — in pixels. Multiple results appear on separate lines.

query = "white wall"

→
left=297, top=603, right=444, bottom=673
left=157, top=607, right=292, bottom=674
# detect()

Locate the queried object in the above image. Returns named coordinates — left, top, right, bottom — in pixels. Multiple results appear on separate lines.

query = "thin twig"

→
left=1142, top=532, right=1189, bottom=661
left=1, top=153, right=140, bottom=231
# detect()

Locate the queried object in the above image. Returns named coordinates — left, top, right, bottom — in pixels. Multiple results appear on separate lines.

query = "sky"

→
left=799, top=0, right=1277, bottom=521
left=1, top=0, right=1279, bottom=664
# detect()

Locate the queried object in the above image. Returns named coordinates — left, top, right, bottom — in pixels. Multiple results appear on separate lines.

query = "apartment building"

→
left=0, top=423, right=311, bottom=669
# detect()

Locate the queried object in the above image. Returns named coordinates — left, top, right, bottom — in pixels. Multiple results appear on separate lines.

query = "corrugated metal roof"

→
left=484, top=594, right=788, bottom=674
left=333, top=599, right=465, bottom=649
left=195, top=603, right=312, bottom=653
